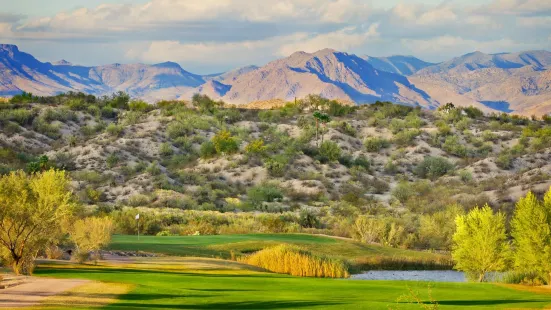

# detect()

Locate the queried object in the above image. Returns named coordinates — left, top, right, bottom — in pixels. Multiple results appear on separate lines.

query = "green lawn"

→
left=33, top=260, right=551, bottom=310
left=109, top=234, right=446, bottom=262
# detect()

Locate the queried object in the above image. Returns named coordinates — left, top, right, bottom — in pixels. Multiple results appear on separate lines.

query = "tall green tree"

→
left=511, top=190, right=551, bottom=281
left=0, top=170, right=74, bottom=274
left=452, top=205, right=509, bottom=282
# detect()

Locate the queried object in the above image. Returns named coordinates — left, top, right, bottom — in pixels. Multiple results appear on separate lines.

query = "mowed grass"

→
left=32, top=259, right=551, bottom=310
left=109, top=234, right=446, bottom=262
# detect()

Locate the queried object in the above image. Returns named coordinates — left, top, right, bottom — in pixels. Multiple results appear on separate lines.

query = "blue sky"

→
left=1, top=0, right=549, bottom=74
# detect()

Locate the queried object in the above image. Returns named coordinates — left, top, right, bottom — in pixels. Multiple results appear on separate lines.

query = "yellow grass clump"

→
left=239, top=244, right=349, bottom=278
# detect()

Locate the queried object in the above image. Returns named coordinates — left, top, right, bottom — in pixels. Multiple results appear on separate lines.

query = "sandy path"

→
left=0, top=278, right=89, bottom=308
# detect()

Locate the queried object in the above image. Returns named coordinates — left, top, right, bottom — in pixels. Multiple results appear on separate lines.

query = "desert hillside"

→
left=2, top=92, right=551, bottom=249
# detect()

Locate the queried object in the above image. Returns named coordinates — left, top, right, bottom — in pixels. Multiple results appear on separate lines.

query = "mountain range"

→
left=2, top=44, right=551, bottom=115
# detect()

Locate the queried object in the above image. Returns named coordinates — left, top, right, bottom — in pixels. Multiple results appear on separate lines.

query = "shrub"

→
left=443, top=135, right=467, bottom=157
left=146, top=161, right=162, bottom=175
left=414, top=156, right=454, bottom=180
left=105, top=123, right=123, bottom=137
left=318, top=141, right=341, bottom=162
left=458, top=169, right=473, bottom=183
left=247, top=183, right=283, bottom=207
left=200, top=141, right=217, bottom=159
left=240, top=245, right=349, bottom=278
left=128, top=100, right=152, bottom=112
left=258, top=110, right=281, bottom=123
left=122, top=111, right=144, bottom=125
left=264, top=155, right=288, bottom=177
left=364, top=137, right=390, bottom=152
left=245, top=139, right=267, bottom=155
left=159, top=142, right=174, bottom=157
left=393, top=129, right=420, bottom=146
left=299, top=208, right=320, bottom=228
left=106, top=154, right=119, bottom=168
left=463, top=106, right=484, bottom=119
left=435, top=120, right=452, bottom=135
left=212, top=130, right=239, bottom=155
left=192, top=94, right=221, bottom=114
left=495, top=151, right=513, bottom=170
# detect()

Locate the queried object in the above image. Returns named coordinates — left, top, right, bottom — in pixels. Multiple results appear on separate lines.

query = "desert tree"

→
left=0, top=169, right=74, bottom=275
left=511, top=190, right=551, bottom=281
left=452, top=205, right=509, bottom=282
left=70, top=217, right=114, bottom=263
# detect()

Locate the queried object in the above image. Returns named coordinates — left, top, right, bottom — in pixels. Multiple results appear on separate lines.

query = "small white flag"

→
left=135, top=214, right=140, bottom=220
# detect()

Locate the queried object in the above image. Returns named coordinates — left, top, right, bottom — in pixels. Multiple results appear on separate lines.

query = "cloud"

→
left=2, top=0, right=550, bottom=72
left=18, top=0, right=373, bottom=33
left=480, top=0, right=551, bottom=16
left=401, top=35, right=542, bottom=59
left=277, top=24, right=380, bottom=56
left=125, top=34, right=303, bottom=66
left=126, top=24, right=380, bottom=66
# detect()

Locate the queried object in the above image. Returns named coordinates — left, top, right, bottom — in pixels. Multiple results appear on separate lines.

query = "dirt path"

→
left=0, top=278, right=89, bottom=308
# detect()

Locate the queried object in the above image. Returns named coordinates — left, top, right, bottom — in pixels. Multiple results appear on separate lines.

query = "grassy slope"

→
left=32, top=260, right=551, bottom=310
left=109, top=234, right=445, bottom=261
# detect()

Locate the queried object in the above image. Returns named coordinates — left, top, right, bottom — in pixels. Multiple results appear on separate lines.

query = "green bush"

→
left=245, top=139, right=267, bottom=155
left=264, top=155, right=288, bottom=177
left=258, top=110, right=281, bottom=123
left=105, top=123, right=123, bottom=137
left=394, top=129, right=421, bottom=146
left=495, top=151, right=513, bottom=170
left=443, top=136, right=468, bottom=157
left=200, top=141, right=217, bottom=159
left=435, top=120, right=452, bottom=135
left=129, top=100, right=152, bottom=112
left=462, top=106, right=484, bottom=119
left=212, top=130, right=239, bottom=155
left=364, top=137, right=390, bottom=152
left=319, top=141, right=341, bottom=162
left=414, top=156, right=454, bottom=180
left=247, top=183, right=283, bottom=207
left=159, top=143, right=174, bottom=157
left=106, top=154, right=120, bottom=168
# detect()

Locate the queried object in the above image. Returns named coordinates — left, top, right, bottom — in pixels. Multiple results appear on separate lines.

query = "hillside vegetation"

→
left=2, top=92, right=551, bottom=253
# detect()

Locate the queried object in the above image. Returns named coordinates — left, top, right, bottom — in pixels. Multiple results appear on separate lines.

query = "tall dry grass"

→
left=239, top=245, right=349, bottom=278
left=353, top=255, right=454, bottom=272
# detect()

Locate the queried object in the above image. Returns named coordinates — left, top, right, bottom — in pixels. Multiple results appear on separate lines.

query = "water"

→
left=351, top=270, right=466, bottom=282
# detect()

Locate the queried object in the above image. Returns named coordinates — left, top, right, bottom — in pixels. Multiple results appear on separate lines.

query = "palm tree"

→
left=313, top=111, right=331, bottom=147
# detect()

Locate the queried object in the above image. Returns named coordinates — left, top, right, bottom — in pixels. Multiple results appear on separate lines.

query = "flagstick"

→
left=137, top=217, right=140, bottom=241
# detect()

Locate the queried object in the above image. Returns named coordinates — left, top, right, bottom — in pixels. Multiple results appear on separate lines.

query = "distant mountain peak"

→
left=153, top=61, right=182, bottom=69
left=0, top=44, right=19, bottom=52
left=53, top=59, right=73, bottom=66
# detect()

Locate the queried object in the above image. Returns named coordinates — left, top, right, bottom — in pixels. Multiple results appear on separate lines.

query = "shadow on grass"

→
left=35, top=267, right=284, bottom=279
left=102, top=300, right=344, bottom=309
left=400, top=299, right=548, bottom=307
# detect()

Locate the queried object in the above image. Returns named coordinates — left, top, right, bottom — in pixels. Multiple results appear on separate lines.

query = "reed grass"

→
left=239, top=245, right=350, bottom=278
left=353, top=255, right=454, bottom=272
left=500, top=271, right=548, bottom=286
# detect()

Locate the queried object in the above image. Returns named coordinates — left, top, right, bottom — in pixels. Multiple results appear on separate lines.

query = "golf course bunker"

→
left=351, top=270, right=466, bottom=282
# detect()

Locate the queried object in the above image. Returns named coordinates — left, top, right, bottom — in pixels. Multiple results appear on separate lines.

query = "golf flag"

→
left=135, top=214, right=140, bottom=220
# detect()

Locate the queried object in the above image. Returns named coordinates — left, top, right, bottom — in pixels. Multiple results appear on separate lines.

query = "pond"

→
left=351, top=270, right=466, bottom=282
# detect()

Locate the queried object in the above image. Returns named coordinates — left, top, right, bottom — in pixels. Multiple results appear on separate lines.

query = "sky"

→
left=1, top=0, right=550, bottom=74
